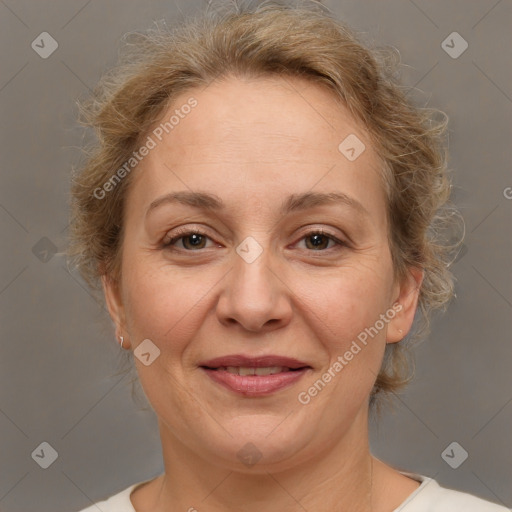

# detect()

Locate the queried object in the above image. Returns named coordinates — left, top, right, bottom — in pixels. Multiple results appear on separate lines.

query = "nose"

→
left=216, top=249, right=293, bottom=333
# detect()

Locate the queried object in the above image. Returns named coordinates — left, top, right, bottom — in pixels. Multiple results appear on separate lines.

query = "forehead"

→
left=152, top=75, right=368, bottom=162
left=127, top=75, right=386, bottom=225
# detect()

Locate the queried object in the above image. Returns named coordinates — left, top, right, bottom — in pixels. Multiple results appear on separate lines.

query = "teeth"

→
left=222, top=366, right=288, bottom=375
left=255, top=366, right=284, bottom=376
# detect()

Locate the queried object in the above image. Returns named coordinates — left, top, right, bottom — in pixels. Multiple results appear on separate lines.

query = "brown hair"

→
left=67, top=0, right=461, bottom=402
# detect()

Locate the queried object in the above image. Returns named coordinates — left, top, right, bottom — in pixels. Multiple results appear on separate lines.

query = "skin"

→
left=103, top=75, right=423, bottom=512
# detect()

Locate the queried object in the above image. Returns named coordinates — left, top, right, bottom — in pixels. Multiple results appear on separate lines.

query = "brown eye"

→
left=181, top=233, right=207, bottom=250
left=302, top=232, right=338, bottom=250
left=164, top=231, right=213, bottom=250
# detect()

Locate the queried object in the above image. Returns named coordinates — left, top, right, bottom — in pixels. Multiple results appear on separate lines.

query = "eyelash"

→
left=162, top=228, right=347, bottom=252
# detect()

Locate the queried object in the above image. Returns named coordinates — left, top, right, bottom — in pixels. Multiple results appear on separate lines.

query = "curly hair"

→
left=67, top=0, right=462, bottom=402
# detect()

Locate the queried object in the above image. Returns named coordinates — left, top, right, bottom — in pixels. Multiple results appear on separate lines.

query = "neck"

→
left=139, top=406, right=376, bottom=512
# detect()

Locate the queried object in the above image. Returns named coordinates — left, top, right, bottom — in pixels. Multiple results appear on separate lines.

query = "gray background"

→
left=0, top=1, right=510, bottom=511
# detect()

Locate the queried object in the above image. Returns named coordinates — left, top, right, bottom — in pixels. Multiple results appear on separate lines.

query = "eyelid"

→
left=162, top=225, right=220, bottom=248
left=161, top=225, right=348, bottom=251
left=292, top=226, right=348, bottom=247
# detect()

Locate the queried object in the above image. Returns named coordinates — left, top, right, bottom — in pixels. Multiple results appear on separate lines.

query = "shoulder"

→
left=74, top=480, right=150, bottom=512
left=396, top=474, right=510, bottom=512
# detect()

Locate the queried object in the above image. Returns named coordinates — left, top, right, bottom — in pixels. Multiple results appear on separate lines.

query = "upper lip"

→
left=199, top=355, right=311, bottom=369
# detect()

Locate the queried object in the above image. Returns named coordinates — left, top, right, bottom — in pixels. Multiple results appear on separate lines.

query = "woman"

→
left=68, top=2, right=508, bottom=511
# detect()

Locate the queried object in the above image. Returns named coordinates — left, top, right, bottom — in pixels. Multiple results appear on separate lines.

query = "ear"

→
left=386, top=266, right=424, bottom=344
left=101, top=274, right=129, bottom=346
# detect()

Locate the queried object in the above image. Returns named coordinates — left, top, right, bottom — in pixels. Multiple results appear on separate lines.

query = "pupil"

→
left=308, top=234, right=328, bottom=250
left=188, top=234, right=202, bottom=245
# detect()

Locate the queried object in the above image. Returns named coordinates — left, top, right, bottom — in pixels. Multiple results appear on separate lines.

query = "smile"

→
left=199, top=355, right=312, bottom=396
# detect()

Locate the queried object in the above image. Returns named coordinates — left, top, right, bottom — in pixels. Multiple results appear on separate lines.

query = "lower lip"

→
left=201, top=368, right=310, bottom=397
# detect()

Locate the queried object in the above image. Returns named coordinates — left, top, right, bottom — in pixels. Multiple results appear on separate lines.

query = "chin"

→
left=193, top=415, right=317, bottom=473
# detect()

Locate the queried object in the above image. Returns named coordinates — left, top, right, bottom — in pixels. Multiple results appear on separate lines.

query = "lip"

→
left=199, top=354, right=312, bottom=397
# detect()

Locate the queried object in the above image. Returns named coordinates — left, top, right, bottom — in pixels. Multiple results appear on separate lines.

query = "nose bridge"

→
left=234, top=246, right=274, bottom=298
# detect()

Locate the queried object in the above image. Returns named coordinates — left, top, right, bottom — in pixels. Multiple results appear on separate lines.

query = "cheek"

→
left=290, top=271, right=391, bottom=433
left=121, top=255, right=220, bottom=352
left=295, top=261, right=392, bottom=389
left=297, top=262, right=393, bottom=342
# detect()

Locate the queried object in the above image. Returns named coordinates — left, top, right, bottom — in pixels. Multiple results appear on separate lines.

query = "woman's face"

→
left=104, top=75, right=421, bottom=472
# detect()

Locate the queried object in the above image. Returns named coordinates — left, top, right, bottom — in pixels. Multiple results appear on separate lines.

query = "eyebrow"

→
left=145, top=190, right=370, bottom=218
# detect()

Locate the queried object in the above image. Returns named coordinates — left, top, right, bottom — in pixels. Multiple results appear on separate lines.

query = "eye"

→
left=163, top=230, right=215, bottom=251
left=296, top=230, right=345, bottom=251
left=162, top=228, right=345, bottom=252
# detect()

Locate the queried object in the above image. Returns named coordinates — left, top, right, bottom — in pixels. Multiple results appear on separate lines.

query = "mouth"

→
left=199, top=355, right=312, bottom=396
left=205, top=366, right=304, bottom=376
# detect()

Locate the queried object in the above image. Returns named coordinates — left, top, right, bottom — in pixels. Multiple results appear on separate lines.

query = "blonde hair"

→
left=68, top=0, right=461, bottom=401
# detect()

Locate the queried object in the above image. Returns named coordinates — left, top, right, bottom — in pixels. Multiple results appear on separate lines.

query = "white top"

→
left=76, top=473, right=510, bottom=511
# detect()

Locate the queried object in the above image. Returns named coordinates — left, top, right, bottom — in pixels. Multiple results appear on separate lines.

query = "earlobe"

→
left=386, top=266, right=424, bottom=344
